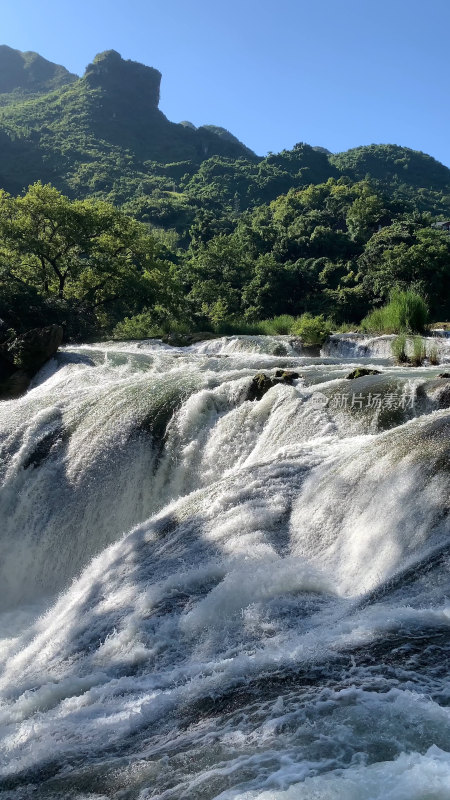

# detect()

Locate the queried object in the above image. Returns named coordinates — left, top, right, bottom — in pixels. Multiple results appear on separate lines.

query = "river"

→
left=0, top=334, right=449, bottom=799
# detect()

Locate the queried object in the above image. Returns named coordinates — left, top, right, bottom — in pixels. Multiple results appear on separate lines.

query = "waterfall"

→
left=323, top=332, right=450, bottom=362
left=0, top=337, right=449, bottom=798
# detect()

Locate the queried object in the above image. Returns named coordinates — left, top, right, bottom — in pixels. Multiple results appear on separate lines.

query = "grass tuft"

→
left=361, top=289, right=428, bottom=334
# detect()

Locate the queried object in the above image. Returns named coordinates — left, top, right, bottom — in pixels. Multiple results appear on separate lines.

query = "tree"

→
left=186, top=233, right=252, bottom=322
left=358, top=218, right=450, bottom=318
left=0, top=182, right=175, bottom=333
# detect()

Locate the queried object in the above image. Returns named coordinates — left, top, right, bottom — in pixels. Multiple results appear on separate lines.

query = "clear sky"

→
left=2, top=0, right=449, bottom=165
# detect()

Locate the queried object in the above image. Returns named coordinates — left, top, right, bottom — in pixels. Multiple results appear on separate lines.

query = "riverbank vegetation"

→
left=1, top=180, right=448, bottom=344
left=360, top=289, right=428, bottom=334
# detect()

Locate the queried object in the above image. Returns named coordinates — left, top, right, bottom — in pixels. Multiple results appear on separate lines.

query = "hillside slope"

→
left=0, top=48, right=449, bottom=228
left=0, top=45, right=77, bottom=105
left=0, top=50, right=256, bottom=198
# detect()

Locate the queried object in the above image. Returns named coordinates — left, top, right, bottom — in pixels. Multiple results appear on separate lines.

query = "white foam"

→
left=0, top=336, right=449, bottom=795
left=235, top=748, right=450, bottom=800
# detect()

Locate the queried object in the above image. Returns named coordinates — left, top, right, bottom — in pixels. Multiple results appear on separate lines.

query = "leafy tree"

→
left=0, top=182, right=176, bottom=334
left=358, top=218, right=450, bottom=317
left=186, top=233, right=252, bottom=323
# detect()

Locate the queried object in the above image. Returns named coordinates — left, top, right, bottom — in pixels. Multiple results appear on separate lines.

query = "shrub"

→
left=391, top=334, right=408, bottom=363
left=113, top=312, right=191, bottom=340
left=428, top=342, right=440, bottom=365
left=361, top=289, right=428, bottom=334
left=267, top=315, right=296, bottom=334
left=113, top=311, right=160, bottom=339
left=411, top=336, right=427, bottom=366
left=290, top=313, right=332, bottom=346
left=392, top=334, right=430, bottom=366
left=214, top=317, right=268, bottom=335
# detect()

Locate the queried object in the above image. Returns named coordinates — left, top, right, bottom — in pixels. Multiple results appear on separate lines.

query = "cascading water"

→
left=0, top=335, right=449, bottom=799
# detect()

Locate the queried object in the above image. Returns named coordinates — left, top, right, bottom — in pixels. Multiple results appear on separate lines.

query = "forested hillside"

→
left=1, top=47, right=450, bottom=341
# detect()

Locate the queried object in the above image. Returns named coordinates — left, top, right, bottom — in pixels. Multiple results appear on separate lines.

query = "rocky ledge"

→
left=0, top=324, right=63, bottom=400
left=247, top=370, right=300, bottom=401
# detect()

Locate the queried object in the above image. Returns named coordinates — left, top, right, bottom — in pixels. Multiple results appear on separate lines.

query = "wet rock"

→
left=436, top=386, right=450, bottom=410
left=23, top=425, right=65, bottom=470
left=288, top=337, right=321, bottom=356
left=422, top=378, right=450, bottom=410
left=0, top=324, right=63, bottom=400
left=7, top=324, right=63, bottom=373
left=346, top=368, right=382, bottom=380
left=247, top=370, right=300, bottom=401
left=0, top=350, right=16, bottom=382
left=161, top=332, right=217, bottom=347
left=0, top=369, right=30, bottom=400
left=274, top=370, right=300, bottom=382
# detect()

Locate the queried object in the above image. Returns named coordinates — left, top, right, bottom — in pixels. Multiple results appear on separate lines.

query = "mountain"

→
left=0, top=47, right=449, bottom=232
left=0, top=45, right=77, bottom=104
left=0, top=49, right=257, bottom=198
left=330, top=144, right=450, bottom=193
left=2, top=47, right=450, bottom=342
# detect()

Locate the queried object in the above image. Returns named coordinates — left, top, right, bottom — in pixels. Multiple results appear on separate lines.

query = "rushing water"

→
left=0, top=334, right=449, bottom=799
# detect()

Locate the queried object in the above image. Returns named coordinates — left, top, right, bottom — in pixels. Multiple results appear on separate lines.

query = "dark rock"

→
left=422, top=377, right=450, bottom=409
left=273, top=343, right=288, bottom=356
left=7, top=324, right=63, bottom=373
left=437, top=386, right=450, bottom=409
left=274, top=370, right=300, bottom=382
left=288, top=337, right=321, bottom=356
left=23, top=425, right=65, bottom=470
left=0, top=369, right=30, bottom=400
left=301, top=344, right=322, bottom=357
left=161, top=332, right=217, bottom=347
left=346, top=368, right=382, bottom=380
left=84, top=50, right=161, bottom=107
left=0, top=350, right=16, bottom=382
left=247, top=371, right=300, bottom=401
left=0, top=324, right=63, bottom=400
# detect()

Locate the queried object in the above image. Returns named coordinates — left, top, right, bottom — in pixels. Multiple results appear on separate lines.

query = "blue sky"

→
left=2, top=0, right=449, bottom=165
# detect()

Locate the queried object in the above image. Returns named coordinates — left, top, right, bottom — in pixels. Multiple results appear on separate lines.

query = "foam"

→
left=0, top=337, right=449, bottom=795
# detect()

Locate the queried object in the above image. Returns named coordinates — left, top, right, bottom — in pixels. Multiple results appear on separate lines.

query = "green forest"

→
left=1, top=46, right=450, bottom=342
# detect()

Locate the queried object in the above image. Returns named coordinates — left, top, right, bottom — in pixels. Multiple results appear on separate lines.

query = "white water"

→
left=0, top=335, right=449, bottom=799
left=324, top=331, right=450, bottom=361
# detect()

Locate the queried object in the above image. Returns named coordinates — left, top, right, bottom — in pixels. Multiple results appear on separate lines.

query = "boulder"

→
left=247, top=370, right=300, bottom=401
left=274, top=369, right=300, bottom=382
left=7, top=325, right=63, bottom=373
left=161, top=332, right=217, bottom=347
left=0, top=324, right=63, bottom=400
left=0, top=368, right=30, bottom=400
left=346, top=368, right=381, bottom=380
left=0, top=350, right=16, bottom=382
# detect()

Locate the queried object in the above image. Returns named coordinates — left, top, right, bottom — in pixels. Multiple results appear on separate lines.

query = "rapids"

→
left=0, top=334, right=449, bottom=799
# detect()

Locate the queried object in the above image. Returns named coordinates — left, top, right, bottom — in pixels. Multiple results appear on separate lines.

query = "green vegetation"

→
left=113, top=310, right=331, bottom=343
left=290, top=313, right=332, bottom=346
left=1, top=48, right=450, bottom=344
left=411, top=335, right=427, bottom=366
left=0, top=183, right=178, bottom=339
left=265, top=315, right=296, bottom=334
left=0, top=45, right=77, bottom=106
left=428, top=342, right=440, bottom=365
left=361, top=290, right=428, bottom=334
left=391, top=334, right=436, bottom=366
left=391, top=334, right=408, bottom=364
